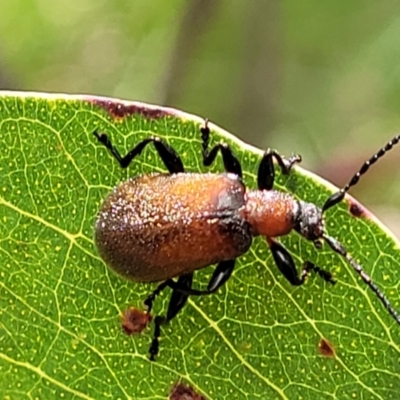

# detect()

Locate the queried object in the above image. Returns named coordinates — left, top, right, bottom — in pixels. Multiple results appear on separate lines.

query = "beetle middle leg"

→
left=93, top=131, right=184, bottom=173
left=166, top=259, right=237, bottom=296
left=200, top=119, right=301, bottom=187
left=146, top=260, right=236, bottom=300
left=267, top=238, right=336, bottom=286
left=200, top=119, right=243, bottom=177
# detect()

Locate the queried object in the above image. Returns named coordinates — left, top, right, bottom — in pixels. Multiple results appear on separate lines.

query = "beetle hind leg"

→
left=93, top=131, right=184, bottom=173
left=148, top=260, right=237, bottom=359
left=148, top=273, right=193, bottom=361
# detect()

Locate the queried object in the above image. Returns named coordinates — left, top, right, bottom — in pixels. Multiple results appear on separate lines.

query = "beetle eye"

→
left=314, top=239, right=323, bottom=249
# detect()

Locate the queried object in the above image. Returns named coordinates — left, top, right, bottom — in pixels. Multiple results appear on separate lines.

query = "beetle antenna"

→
left=322, top=135, right=400, bottom=212
left=323, top=234, right=400, bottom=326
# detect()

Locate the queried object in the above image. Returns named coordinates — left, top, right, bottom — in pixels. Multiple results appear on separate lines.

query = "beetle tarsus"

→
left=149, top=316, right=165, bottom=361
left=302, top=261, right=336, bottom=285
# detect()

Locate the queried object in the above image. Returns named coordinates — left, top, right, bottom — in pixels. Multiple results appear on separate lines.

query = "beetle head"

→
left=294, top=200, right=325, bottom=244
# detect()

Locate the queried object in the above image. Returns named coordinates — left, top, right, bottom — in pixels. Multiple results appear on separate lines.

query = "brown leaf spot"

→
left=347, top=197, right=375, bottom=219
left=92, top=99, right=170, bottom=119
left=121, top=307, right=152, bottom=335
left=169, top=382, right=206, bottom=400
left=318, top=338, right=335, bottom=358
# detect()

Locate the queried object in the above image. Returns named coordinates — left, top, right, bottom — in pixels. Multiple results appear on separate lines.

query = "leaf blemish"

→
left=169, top=382, right=207, bottom=400
left=348, top=198, right=370, bottom=218
left=318, top=338, right=335, bottom=358
left=121, top=307, right=152, bottom=335
left=92, top=98, right=171, bottom=120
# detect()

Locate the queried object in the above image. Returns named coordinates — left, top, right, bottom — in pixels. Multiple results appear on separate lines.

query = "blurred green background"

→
left=1, top=0, right=400, bottom=236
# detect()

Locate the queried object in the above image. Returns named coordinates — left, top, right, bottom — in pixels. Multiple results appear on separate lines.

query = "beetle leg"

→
left=148, top=316, right=165, bottom=361
left=200, top=119, right=242, bottom=177
left=267, top=238, right=335, bottom=286
left=257, top=150, right=302, bottom=190
left=303, top=261, right=336, bottom=285
left=206, top=259, right=236, bottom=293
left=165, top=273, right=194, bottom=321
left=268, top=238, right=304, bottom=286
left=148, top=260, right=236, bottom=359
left=149, top=273, right=193, bottom=361
left=93, top=131, right=184, bottom=173
left=167, top=259, right=236, bottom=296
left=143, top=279, right=173, bottom=314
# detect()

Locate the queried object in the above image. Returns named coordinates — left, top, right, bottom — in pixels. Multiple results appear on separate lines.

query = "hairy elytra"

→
left=95, top=172, right=252, bottom=283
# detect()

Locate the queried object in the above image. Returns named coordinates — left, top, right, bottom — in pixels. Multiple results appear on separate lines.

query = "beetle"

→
left=93, top=120, right=400, bottom=360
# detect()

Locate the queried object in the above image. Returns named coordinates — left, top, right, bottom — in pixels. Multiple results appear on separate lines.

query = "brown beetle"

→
left=94, top=120, right=400, bottom=360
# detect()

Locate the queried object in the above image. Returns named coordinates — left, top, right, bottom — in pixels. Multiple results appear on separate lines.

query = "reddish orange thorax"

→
left=242, top=190, right=298, bottom=238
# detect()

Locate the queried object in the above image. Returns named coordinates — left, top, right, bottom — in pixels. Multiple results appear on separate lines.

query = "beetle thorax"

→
left=242, top=190, right=299, bottom=238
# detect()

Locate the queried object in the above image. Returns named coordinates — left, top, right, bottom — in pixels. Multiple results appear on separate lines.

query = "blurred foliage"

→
left=1, top=0, right=400, bottom=234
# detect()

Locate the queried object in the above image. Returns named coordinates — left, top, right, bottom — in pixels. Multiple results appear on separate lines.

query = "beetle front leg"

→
left=267, top=238, right=335, bottom=286
left=257, top=150, right=302, bottom=191
left=303, top=261, right=336, bottom=285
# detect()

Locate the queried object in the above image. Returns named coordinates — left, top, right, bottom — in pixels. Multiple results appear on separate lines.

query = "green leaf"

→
left=1, top=92, right=399, bottom=400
